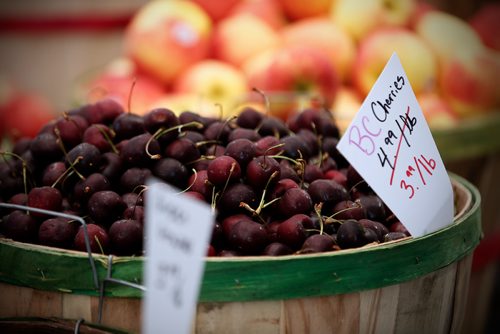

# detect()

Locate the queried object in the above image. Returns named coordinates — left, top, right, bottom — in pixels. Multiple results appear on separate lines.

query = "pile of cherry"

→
left=0, top=98, right=410, bottom=257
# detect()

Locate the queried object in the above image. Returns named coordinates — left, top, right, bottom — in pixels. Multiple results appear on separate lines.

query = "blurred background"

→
left=0, top=0, right=498, bottom=333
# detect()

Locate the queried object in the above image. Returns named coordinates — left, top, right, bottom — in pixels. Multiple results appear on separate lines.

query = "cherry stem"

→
left=325, top=201, right=362, bottom=221
left=96, top=126, right=119, bottom=154
left=314, top=202, right=324, bottom=235
left=147, top=122, right=204, bottom=160
left=176, top=169, right=198, bottom=194
left=252, top=87, right=270, bottom=118
left=240, top=170, right=279, bottom=224
left=94, top=235, right=105, bottom=255
left=67, top=156, right=85, bottom=180
left=127, top=77, right=137, bottom=114
left=53, top=127, right=68, bottom=156
left=349, top=179, right=367, bottom=194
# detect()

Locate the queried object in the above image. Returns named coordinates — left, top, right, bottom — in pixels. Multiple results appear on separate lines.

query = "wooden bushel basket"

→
left=0, top=174, right=481, bottom=334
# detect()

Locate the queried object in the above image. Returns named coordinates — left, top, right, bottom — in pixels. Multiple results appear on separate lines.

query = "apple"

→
left=331, top=0, right=416, bottom=41
left=353, top=28, right=438, bottom=97
left=173, top=60, right=248, bottom=117
left=439, top=49, right=500, bottom=118
left=277, top=0, right=333, bottom=20
left=243, top=45, right=340, bottom=119
left=281, top=17, right=356, bottom=83
left=415, top=10, right=485, bottom=62
left=191, top=0, right=242, bottom=22
left=124, top=0, right=212, bottom=86
left=417, top=92, right=459, bottom=129
left=330, top=86, right=362, bottom=132
left=469, top=3, right=500, bottom=51
left=80, top=58, right=166, bottom=116
left=212, top=13, right=282, bottom=68
left=1, top=89, right=55, bottom=141
left=230, top=0, right=286, bottom=29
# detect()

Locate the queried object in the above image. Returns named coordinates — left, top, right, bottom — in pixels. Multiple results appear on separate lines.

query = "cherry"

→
left=87, top=190, right=126, bottom=226
left=336, top=220, right=367, bottom=249
left=112, top=113, right=145, bottom=141
left=332, top=200, right=365, bottom=220
left=72, top=173, right=111, bottom=205
left=187, top=170, right=213, bottom=200
left=143, top=107, right=179, bottom=134
left=41, top=161, right=67, bottom=188
left=245, top=156, right=280, bottom=190
left=83, top=124, right=116, bottom=153
left=389, top=221, right=411, bottom=236
left=30, top=131, right=63, bottom=162
left=262, top=242, right=293, bottom=256
left=79, top=98, right=124, bottom=125
left=119, top=167, right=152, bottom=194
left=228, top=219, right=268, bottom=255
left=0, top=210, right=38, bottom=242
left=207, top=156, right=241, bottom=187
left=218, top=183, right=257, bottom=215
left=280, top=135, right=311, bottom=160
left=300, top=234, right=335, bottom=253
left=74, top=223, right=109, bottom=254
left=307, top=179, right=349, bottom=215
left=165, top=138, right=201, bottom=164
left=228, top=128, right=261, bottom=142
left=277, top=214, right=310, bottom=250
left=257, top=116, right=288, bottom=138
left=109, top=219, right=143, bottom=256
left=27, top=186, right=63, bottom=219
left=255, top=136, right=281, bottom=156
left=66, top=143, right=102, bottom=176
left=221, top=213, right=252, bottom=238
left=224, top=138, right=257, bottom=168
left=277, top=188, right=312, bottom=217
left=152, top=158, right=189, bottom=189
left=120, top=133, right=160, bottom=167
left=236, top=106, right=263, bottom=129
left=324, top=169, right=347, bottom=188
left=122, top=192, right=144, bottom=208
left=279, top=160, right=300, bottom=183
left=38, top=217, right=79, bottom=249
left=53, top=114, right=89, bottom=149
left=303, top=164, right=324, bottom=184
left=359, top=195, right=387, bottom=222
left=384, top=232, right=408, bottom=242
left=359, top=219, right=389, bottom=243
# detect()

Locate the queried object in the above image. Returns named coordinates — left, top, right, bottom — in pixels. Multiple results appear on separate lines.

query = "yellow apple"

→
left=353, top=28, right=438, bottom=97
left=124, top=0, right=212, bottom=86
left=417, top=92, right=459, bottom=129
left=212, top=13, right=282, bottom=68
left=281, top=17, right=356, bottom=83
left=173, top=60, right=248, bottom=117
left=331, top=0, right=416, bottom=41
left=415, top=10, right=485, bottom=62
left=277, top=0, right=333, bottom=20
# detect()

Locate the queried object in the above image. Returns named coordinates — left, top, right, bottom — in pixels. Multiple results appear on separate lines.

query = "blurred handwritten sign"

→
left=143, top=180, right=214, bottom=334
left=337, top=53, right=453, bottom=237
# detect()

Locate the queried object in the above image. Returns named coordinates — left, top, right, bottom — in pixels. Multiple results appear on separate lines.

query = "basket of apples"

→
left=0, top=95, right=481, bottom=333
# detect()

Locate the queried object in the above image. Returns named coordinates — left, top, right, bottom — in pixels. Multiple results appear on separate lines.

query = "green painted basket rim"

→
left=0, top=174, right=482, bottom=302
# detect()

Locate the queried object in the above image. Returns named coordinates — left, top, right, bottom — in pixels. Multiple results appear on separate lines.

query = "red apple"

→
left=281, top=17, right=356, bottom=83
left=212, top=13, right=282, bottom=68
left=124, top=0, right=212, bottom=86
left=243, top=45, right=340, bottom=119
left=469, top=3, right=500, bottom=51
left=1, top=90, right=55, bottom=141
left=80, top=58, right=166, bottom=115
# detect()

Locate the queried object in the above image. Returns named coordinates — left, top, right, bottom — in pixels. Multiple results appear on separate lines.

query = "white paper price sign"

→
left=337, top=53, right=453, bottom=237
left=142, top=179, right=214, bottom=334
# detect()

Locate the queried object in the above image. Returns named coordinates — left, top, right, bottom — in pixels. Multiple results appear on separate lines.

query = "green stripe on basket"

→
left=0, top=174, right=481, bottom=302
